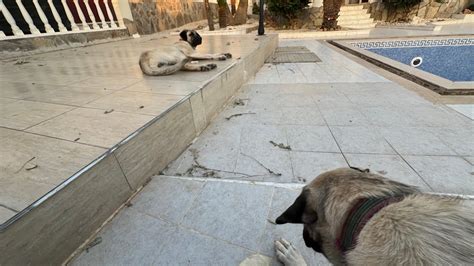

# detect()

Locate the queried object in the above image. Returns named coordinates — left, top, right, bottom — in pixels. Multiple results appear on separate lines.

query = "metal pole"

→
left=258, top=0, right=264, bottom=35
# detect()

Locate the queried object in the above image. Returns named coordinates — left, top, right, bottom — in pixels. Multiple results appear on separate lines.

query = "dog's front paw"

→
left=200, top=63, right=217, bottom=71
left=275, top=239, right=307, bottom=266
left=224, top=53, right=232, bottom=59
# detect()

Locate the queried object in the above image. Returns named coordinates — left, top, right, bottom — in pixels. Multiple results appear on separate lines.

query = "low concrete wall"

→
left=367, top=0, right=470, bottom=22
left=0, top=34, right=278, bottom=265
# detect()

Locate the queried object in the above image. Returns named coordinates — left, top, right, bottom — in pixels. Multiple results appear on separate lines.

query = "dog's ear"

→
left=275, top=192, right=307, bottom=224
left=179, top=30, right=188, bottom=41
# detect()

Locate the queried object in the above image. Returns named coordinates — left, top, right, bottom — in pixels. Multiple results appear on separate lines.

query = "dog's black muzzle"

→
left=191, top=35, right=202, bottom=48
left=303, top=228, right=322, bottom=253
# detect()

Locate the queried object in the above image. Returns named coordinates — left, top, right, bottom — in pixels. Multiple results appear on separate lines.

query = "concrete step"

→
left=338, top=13, right=370, bottom=20
left=338, top=9, right=369, bottom=16
left=338, top=14, right=372, bottom=22
left=339, top=4, right=364, bottom=11
left=342, top=22, right=377, bottom=29
left=338, top=18, right=375, bottom=25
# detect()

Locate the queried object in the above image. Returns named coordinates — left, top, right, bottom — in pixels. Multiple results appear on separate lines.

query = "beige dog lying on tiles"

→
left=275, top=167, right=474, bottom=265
left=139, top=30, right=232, bottom=76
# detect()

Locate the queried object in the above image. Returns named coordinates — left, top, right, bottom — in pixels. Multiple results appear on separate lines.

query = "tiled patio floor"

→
left=0, top=33, right=265, bottom=224
left=73, top=40, right=473, bottom=265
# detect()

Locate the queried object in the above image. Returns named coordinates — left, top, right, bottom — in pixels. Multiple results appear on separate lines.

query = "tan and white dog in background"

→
left=139, top=30, right=232, bottom=76
left=275, top=167, right=474, bottom=266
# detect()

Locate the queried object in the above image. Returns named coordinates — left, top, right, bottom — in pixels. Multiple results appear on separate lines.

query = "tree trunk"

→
left=204, top=0, right=215, bottom=31
left=233, top=0, right=248, bottom=25
left=231, top=0, right=237, bottom=15
left=322, top=0, right=342, bottom=30
left=218, top=0, right=228, bottom=27
left=217, top=0, right=248, bottom=28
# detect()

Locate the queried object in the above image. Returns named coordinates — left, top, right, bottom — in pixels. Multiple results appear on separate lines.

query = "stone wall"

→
left=129, top=0, right=217, bottom=35
left=266, top=7, right=323, bottom=29
left=367, top=0, right=470, bottom=22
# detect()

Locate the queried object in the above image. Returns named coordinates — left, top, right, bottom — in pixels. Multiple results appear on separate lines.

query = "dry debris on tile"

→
left=85, top=237, right=102, bottom=253
left=15, top=157, right=36, bottom=173
left=241, top=153, right=282, bottom=177
left=225, top=112, right=256, bottom=120
left=269, top=141, right=291, bottom=150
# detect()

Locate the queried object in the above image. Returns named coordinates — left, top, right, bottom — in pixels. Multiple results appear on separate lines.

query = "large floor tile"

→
left=344, top=154, right=431, bottom=191
left=0, top=73, right=82, bottom=86
left=73, top=208, right=177, bottom=266
left=0, top=98, right=18, bottom=105
left=181, top=181, right=274, bottom=251
left=22, top=85, right=111, bottom=106
left=290, top=151, right=348, bottom=183
left=360, top=107, right=419, bottom=127
left=319, top=106, right=369, bottom=126
left=280, top=107, right=326, bottom=125
left=84, top=91, right=185, bottom=115
left=407, top=106, right=469, bottom=127
left=72, top=76, right=141, bottom=90
left=381, top=127, right=457, bottom=156
left=240, top=124, right=289, bottom=153
left=131, top=177, right=205, bottom=224
left=0, top=128, right=106, bottom=211
left=432, top=127, right=474, bottom=156
left=0, top=177, right=55, bottom=214
left=124, top=80, right=200, bottom=95
left=286, top=125, right=339, bottom=152
left=152, top=226, right=252, bottom=265
left=403, top=155, right=474, bottom=194
left=330, top=126, right=396, bottom=154
left=218, top=105, right=284, bottom=126
left=27, top=108, right=154, bottom=148
left=235, top=149, right=294, bottom=182
left=0, top=100, right=74, bottom=130
left=0, top=206, right=17, bottom=224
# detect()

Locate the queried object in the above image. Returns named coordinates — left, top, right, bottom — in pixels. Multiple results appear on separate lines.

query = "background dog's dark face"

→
left=180, top=30, right=202, bottom=48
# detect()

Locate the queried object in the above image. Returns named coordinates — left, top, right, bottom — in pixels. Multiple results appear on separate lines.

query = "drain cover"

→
left=266, top=46, right=321, bottom=64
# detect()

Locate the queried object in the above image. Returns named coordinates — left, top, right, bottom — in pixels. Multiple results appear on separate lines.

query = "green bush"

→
left=267, top=0, right=310, bottom=20
left=384, top=0, right=421, bottom=8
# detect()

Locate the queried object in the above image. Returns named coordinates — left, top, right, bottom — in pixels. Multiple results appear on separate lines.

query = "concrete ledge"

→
left=329, top=38, right=474, bottom=95
left=274, top=29, right=371, bottom=39
left=0, top=33, right=278, bottom=265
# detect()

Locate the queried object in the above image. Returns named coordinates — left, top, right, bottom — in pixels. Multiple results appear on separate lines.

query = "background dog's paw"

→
left=224, top=53, right=232, bottom=59
left=200, top=63, right=217, bottom=71
left=217, top=55, right=228, bottom=61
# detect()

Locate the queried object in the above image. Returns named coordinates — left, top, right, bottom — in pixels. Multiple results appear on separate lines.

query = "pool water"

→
left=353, top=38, right=474, bottom=82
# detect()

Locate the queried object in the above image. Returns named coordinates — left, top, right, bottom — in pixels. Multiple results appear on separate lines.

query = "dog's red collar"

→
left=336, top=196, right=404, bottom=254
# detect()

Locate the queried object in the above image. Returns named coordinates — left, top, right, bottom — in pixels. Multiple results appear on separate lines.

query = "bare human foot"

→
left=275, top=239, right=307, bottom=266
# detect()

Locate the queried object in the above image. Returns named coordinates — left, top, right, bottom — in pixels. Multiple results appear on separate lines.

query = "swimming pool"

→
left=353, top=38, right=474, bottom=82
left=330, top=37, right=474, bottom=95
